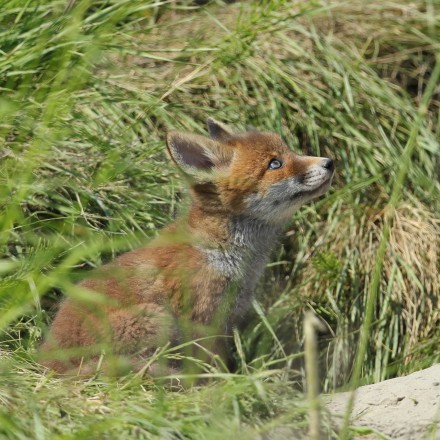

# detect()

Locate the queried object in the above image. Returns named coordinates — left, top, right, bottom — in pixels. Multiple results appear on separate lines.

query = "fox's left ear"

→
left=207, top=117, right=235, bottom=142
left=166, top=131, right=233, bottom=178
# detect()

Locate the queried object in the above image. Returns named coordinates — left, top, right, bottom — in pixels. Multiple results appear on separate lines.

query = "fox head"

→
left=166, top=118, right=334, bottom=224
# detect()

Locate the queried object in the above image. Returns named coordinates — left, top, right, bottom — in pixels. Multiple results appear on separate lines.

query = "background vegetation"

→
left=0, top=0, right=438, bottom=438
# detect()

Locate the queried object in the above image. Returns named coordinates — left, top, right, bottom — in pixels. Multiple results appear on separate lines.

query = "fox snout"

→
left=245, top=153, right=335, bottom=223
left=314, top=156, right=335, bottom=185
left=300, top=155, right=335, bottom=192
left=303, top=156, right=334, bottom=173
left=321, top=158, right=334, bottom=172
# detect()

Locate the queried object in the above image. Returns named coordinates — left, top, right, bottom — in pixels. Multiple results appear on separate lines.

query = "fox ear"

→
left=207, top=117, right=235, bottom=142
left=166, top=131, right=233, bottom=177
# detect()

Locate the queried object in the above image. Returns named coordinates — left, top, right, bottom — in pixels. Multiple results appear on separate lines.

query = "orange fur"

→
left=40, top=118, right=334, bottom=375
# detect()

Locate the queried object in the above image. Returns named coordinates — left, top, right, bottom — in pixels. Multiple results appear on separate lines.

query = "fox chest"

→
left=196, top=246, right=270, bottom=328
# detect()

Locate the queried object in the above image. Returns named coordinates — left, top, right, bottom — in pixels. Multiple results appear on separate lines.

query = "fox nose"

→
left=321, top=158, right=334, bottom=172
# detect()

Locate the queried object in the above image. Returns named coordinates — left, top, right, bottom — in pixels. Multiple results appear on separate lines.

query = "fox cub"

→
left=41, top=118, right=334, bottom=375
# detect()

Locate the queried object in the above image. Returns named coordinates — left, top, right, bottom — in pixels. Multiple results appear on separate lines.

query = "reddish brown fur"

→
left=41, top=236, right=229, bottom=373
left=225, top=132, right=321, bottom=195
left=41, top=119, right=334, bottom=375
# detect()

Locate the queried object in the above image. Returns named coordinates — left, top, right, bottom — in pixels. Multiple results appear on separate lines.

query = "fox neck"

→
left=187, top=203, right=283, bottom=283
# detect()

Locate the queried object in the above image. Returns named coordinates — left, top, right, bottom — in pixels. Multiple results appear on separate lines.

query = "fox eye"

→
left=268, top=159, right=283, bottom=170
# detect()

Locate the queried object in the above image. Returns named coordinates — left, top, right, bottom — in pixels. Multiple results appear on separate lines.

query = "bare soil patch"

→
left=326, top=364, right=440, bottom=439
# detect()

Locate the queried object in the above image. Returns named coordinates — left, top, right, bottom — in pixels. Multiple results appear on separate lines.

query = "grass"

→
left=1, top=352, right=314, bottom=439
left=0, top=0, right=439, bottom=438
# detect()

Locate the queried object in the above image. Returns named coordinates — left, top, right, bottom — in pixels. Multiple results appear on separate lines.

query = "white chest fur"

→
left=199, top=217, right=281, bottom=327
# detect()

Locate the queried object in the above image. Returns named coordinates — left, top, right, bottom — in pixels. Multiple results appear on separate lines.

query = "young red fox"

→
left=41, top=118, right=334, bottom=375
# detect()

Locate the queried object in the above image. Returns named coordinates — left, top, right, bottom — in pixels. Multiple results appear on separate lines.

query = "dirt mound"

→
left=326, top=364, right=440, bottom=439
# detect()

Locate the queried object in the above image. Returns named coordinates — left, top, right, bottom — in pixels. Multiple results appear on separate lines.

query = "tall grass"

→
left=0, top=0, right=439, bottom=438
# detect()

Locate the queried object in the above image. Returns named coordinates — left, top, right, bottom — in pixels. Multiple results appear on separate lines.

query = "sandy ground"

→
left=326, top=363, right=440, bottom=439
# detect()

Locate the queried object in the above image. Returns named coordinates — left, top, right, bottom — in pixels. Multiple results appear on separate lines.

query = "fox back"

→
left=40, top=118, right=334, bottom=375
